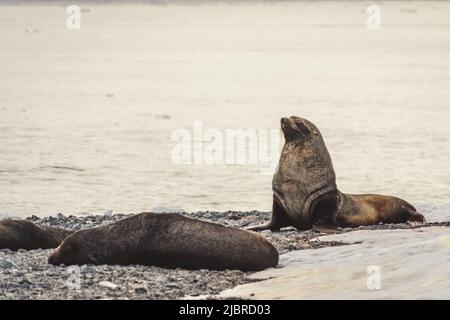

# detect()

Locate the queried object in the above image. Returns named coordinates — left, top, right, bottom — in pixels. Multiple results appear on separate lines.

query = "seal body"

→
left=250, top=116, right=338, bottom=231
left=334, top=192, right=425, bottom=227
left=249, top=116, right=426, bottom=231
left=0, top=220, right=73, bottom=251
left=48, top=212, right=279, bottom=271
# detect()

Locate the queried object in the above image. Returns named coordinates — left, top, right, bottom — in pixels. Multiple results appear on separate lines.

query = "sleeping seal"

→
left=249, top=116, right=425, bottom=231
left=0, top=220, right=73, bottom=251
left=48, top=212, right=279, bottom=271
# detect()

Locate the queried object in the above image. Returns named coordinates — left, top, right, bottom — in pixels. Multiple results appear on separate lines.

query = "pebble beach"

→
left=0, top=211, right=448, bottom=300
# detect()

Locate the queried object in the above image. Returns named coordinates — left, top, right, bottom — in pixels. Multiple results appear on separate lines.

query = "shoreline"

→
left=219, top=225, right=450, bottom=299
left=1, top=211, right=449, bottom=299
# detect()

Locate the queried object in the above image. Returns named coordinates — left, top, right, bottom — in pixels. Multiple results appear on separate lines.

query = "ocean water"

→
left=0, top=1, right=449, bottom=218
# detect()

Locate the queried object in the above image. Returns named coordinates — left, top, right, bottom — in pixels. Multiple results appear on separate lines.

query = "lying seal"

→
left=249, top=116, right=426, bottom=231
left=337, top=193, right=426, bottom=227
left=0, top=220, right=73, bottom=251
left=48, top=212, right=279, bottom=271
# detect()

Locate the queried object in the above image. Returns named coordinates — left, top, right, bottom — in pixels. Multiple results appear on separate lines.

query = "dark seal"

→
left=249, top=116, right=426, bottom=231
left=48, top=212, right=279, bottom=271
left=0, top=220, right=73, bottom=251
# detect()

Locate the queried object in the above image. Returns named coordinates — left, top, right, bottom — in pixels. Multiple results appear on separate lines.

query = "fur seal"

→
left=249, top=116, right=426, bottom=231
left=48, top=212, right=279, bottom=271
left=333, top=193, right=425, bottom=228
left=0, top=220, right=73, bottom=251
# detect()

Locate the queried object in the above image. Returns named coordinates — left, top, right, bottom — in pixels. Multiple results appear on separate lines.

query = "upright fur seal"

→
left=0, top=220, right=73, bottom=251
left=48, top=212, right=279, bottom=271
left=249, top=116, right=426, bottom=231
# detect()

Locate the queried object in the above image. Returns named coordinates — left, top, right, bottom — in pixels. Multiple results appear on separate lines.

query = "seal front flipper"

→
left=248, top=196, right=291, bottom=232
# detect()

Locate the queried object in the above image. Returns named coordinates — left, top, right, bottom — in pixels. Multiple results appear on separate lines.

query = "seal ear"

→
left=303, top=122, right=319, bottom=135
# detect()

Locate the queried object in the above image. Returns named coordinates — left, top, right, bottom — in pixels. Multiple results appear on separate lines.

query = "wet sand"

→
left=220, top=226, right=450, bottom=299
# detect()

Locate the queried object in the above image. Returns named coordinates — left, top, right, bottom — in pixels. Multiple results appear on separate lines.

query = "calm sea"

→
left=0, top=1, right=449, bottom=220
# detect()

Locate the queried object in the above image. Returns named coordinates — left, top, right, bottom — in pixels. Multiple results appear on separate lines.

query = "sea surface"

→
left=0, top=1, right=449, bottom=219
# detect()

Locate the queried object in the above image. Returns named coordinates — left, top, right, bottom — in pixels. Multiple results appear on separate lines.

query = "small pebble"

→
left=0, top=258, right=17, bottom=269
left=99, top=281, right=118, bottom=290
left=134, top=286, right=148, bottom=294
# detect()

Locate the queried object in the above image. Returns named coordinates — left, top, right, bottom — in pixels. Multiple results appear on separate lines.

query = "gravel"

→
left=0, top=211, right=447, bottom=300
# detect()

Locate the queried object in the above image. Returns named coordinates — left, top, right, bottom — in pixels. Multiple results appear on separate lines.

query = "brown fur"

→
left=0, top=220, right=73, bottom=251
left=334, top=192, right=425, bottom=227
left=48, top=212, right=279, bottom=271
left=250, top=116, right=426, bottom=231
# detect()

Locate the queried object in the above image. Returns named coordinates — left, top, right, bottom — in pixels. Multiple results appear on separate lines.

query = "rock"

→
left=150, top=206, right=185, bottom=214
left=99, top=281, right=118, bottom=290
left=104, top=210, right=113, bottom=217
left=166, top=282, right=180, bottom=289
left=19, top=278, right=32, bottom=285
left=81, top=265, right=98, bottom=274
left=134, top=286, right=148, bottom=294
left=0, top=258, right=17, bottom=269
left=238, top=216, right=260, bottom=228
